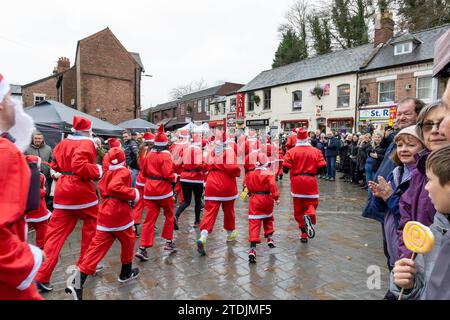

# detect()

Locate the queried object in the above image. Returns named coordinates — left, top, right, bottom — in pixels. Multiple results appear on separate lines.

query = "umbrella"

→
left=118, top=118, right=158, bottom=132
left=25, top=100, right=125, bottom=147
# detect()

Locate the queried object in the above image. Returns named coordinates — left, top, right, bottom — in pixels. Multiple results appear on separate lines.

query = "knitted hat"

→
left=396, top=125, right=425, bottom=146
left=108, top=147, right=126, bottom=166
left=71, top=115, right=92, bottom=132
left=108, top=138, right=121, bottom=148
left=297, top=128, right=308, bottom=141
left=143, top=132, right=155, bottom=143
left=0, top=74, right=10, bottom=103
left=154, top=124, right=168, bottom=146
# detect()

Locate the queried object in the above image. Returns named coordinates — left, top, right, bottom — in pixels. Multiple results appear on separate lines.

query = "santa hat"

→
left=108, top=147, right=126, bottom=166
left=71, top=115, right=92, bottom=132
left=108, top=138, right=121, bottom=148
left=178, top=129, right=190, bottom=139
left=0, top=74, right=10, bottom=103
left=154, top=124, right=168, bottom=146
left=143, top=132, right=155, bottom=143
left=25, top=155, right=42, bottom=169
left=297, top=128, right=308, bottom=141
left=255, top=152, right=269, bottom=168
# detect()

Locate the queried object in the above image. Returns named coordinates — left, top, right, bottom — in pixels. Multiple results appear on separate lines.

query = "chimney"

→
left=56, top=57, right=70, bottom=74
left=374, top=11, right=394, bottom=47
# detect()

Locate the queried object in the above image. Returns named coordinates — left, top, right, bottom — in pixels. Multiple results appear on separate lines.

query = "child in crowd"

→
left=391, top=146, right=450, bottom=299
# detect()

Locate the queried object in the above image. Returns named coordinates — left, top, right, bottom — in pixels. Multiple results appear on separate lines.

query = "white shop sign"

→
left=359, top=108, right=390, bottom=121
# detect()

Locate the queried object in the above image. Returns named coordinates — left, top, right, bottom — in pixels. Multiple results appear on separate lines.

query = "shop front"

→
left=246, top=119, right=269, bottom=135
left=358, top=105, right=397, bottom=132
left=208, top=119, right=226, bottom=131
left=280, top=119, right=309, bottom=132
left=327, top=117, right=354, bottom=134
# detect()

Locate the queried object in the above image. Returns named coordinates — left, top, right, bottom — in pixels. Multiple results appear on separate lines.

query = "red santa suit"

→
left=243, top=153, right=279, bottom=244
left=78, top=147, right=139, bottom=275
left=200, top=133, right=241, bottom=235
left=139, top=125, right=176, bottom=248
left=170, top=130, right=190, bottom=204
left=285, top=130, right=298, bottom=151
left=283, top=129, right=326, bottom=232
left=0, top=132, right=44, bottom=300
left=25, top=156, right=52, bottom=249
left=267, top=143, right=284, bottom=177
left=35, top=116, right=101, bottom=285
left=102, top=138, right=122, bottom=173
left=133, top=133, right=154, bottom=226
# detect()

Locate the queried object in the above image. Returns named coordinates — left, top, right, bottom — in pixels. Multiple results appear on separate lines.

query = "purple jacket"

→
left=398, top=151, right=437, bottom=259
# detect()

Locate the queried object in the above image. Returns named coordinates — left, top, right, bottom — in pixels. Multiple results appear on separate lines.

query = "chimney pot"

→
left=374, top=10, right=394, bottom=47
left=56, top=57, right=70, bottom=74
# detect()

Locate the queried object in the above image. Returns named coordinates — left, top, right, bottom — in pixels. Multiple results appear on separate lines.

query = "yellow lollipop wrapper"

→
left=403, top=221, right=435, bottom=254
left=240, top=187, right=249, bottom=201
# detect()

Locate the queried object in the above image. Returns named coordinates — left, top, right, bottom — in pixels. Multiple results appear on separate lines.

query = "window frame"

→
left=378, top=80, right=395, bottom=104
left=416, top=76, right=432, bottom=102
left=33, top=93, right=46, bottom=105
left=197, top=99, right=203, bottom=113
left=248, top=92, right=255, bottom=112
left=292, top=90, right=302, bottom=111
left=263, top=89, right=271, bottom=110
left=337, top=84, right=351, bottom=108
left=394, top=42, right=413, bottom=56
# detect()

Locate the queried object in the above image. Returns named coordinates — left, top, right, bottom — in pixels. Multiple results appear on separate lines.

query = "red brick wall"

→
left=78, top=29, right=139, bottom=124
left=22, top=76, right=59, bottom=107
left=62, top=68, right=76, bottom=108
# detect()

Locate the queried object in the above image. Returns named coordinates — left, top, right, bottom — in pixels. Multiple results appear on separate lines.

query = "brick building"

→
left=22, top=28, right=144, bottom=124
left=357, top=13, right=449, bottom=130
left=150, top=82, right=244, bottom=131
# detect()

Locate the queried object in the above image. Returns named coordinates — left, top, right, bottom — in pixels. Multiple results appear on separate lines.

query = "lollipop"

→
left=398, top=221, right=435, bottom=300
left=403, top=221, right=435, bottom=254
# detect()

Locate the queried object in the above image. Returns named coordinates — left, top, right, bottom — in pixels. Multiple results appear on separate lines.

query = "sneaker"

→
left=164, top=241, right=176, bottom=252
left=118, top=268, right=140, bottom=283
left=324, top=177, right=330, bottom=181
left=226, top=230, right=238, bottom=242
left=300, top=233, right=308, bottom=244
left=135, top=248, right=149, bottom=261
left=94, top=264, right=105, bottom=275
left=329, top=178, right=335, bottom=181
left=35, top=281, right=53, bottom=293
left=174, top=217, right=179, bottom=231
left=303, top=215, right=316, bottom=239
left=196, top=238, right=206, bottom=256
left=248, top=249, right=256, bottom=263
left=267, top=238, right=276, bottom=248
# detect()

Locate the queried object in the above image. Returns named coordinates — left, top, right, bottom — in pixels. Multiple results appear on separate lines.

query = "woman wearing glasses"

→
left=396, top=101, right=448, bottom=261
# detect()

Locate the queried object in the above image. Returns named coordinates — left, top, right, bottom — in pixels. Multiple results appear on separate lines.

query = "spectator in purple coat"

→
left=397, top=101, right=449, bottom=259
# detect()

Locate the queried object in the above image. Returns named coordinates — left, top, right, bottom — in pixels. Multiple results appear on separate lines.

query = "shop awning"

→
left=327, top=117, right=354, bottom=126
left=208, top=119, right=226, bottom=127
left=433, top=28, right=450, bottom=77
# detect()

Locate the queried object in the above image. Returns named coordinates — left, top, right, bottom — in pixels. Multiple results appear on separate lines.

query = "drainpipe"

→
left=354, top=73, right=360, bottom=134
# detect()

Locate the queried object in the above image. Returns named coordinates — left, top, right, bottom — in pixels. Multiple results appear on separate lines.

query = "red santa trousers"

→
left=35, top=205, right=98, bottom=283
left=133, top=185, right=145, bottom=225
left=140, top=198, right=174, bottom=248
left=293, top=198, right=318, bottom=229
left=28, top=221, right=48, bottom=249
left=174, top=181, right=185, bottom=204
left=248, top=216, right=274, bottom=243
left=78, top=227, right=135, bottom=275
left=200, top=200, right=235, bottom=234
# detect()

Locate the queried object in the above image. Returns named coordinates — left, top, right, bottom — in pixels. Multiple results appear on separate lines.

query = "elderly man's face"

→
left=396, top=100, right=418, bottom=129
left=33, top=134, right=44, bottom=146
left=0, top=94, right=15, bottom=131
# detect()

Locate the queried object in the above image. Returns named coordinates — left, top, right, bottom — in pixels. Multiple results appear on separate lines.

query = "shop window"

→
left=378, top=80, right=395, bottom=104
left=198, top=99, right=203, bottom=113
left=337, top=84, right=350, bottom=108
left=292, top=91, right=302, bottom=111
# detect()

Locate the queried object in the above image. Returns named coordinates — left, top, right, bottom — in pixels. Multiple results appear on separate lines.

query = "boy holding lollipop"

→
left=391, top=145, right=450, bottom=299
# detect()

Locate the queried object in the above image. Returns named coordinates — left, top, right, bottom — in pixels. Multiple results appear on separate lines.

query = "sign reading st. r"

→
left=370, top=109, right=390, bottom=118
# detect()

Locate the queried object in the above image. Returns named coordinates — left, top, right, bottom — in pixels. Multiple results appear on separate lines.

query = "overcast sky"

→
left=1, top=0, right=295, bottom=109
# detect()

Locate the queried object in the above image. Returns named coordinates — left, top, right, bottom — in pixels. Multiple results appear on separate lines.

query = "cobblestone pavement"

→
left=35, top=173, right=390, bottom=300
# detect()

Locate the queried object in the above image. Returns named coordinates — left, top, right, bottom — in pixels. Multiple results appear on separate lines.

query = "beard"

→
left=9, top=99, right=35, bottom=152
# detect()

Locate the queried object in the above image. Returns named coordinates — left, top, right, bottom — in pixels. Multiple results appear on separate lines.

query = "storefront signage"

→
left=359, top=108, right=391, bottom=121
left=246, top=119, right=269, bottom=127
left=227, top=113, right=236, bottom=127
left=236, top=93, right=245, bottom=119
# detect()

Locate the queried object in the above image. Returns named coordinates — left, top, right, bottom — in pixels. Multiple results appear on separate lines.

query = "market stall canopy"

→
left=178, top=122, right=210, bottom=133
left=433, top=28, right=450, bottom=77
left=118, top=118, right=158, bottom=132
left=24, top=100, right=124, bottom=147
